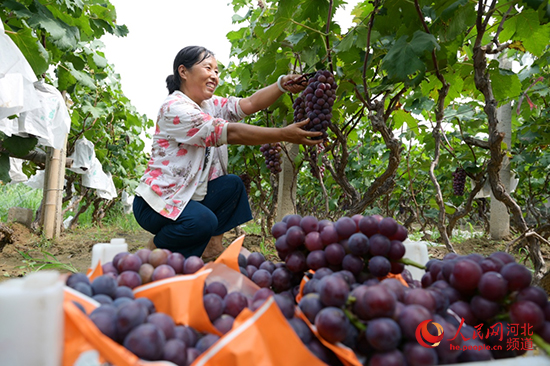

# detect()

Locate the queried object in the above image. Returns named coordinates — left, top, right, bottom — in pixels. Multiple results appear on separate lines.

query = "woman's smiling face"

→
left=179, top=54, right=219, bottom=105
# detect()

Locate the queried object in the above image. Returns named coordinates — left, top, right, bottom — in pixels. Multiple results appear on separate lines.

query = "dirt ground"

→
left=0, top=222, right=266, bottom=282
left=0, top=222, right=548, bottom=286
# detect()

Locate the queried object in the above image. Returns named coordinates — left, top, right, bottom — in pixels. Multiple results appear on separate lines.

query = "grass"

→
left=0, top=183, right=42, bottom=222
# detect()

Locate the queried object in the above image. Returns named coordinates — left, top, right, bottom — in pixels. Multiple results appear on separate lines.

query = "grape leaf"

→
left=2, top=136, right=37, bottom=158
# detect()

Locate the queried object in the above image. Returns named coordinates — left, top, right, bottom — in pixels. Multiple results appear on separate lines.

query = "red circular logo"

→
left=415, top=319, right=444, bottom=348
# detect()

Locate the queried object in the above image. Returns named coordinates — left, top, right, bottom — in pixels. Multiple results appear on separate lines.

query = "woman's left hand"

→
left=281, top=74, right=307, bottom=94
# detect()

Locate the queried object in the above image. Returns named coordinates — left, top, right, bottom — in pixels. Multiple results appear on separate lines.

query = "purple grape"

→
left=397, top=304, right=432, bottom=340
left=271, top=267, right=293, bottom=292
left=354, top=284, right=396, bottom=320
left=286, top=226, right=306, bottom=249
left=147, top=312, right=176, bottom=340
left=378, top=217, right=398, bottom=238
left=324, top=243, right=346, bottom=266
left=334, top=216, right=357, bottom=239
left=282, top=214, right=302, bottom=227
left=118, top=270, right=142, bottom=289
left=500, top=262, right=532, bottom=292
left=223, top=292, right=248, bottom=318
left=366, top=318, right=402, bottom=352
left=314, top=307, right=349, bottom=343
left=251, top=268, right=273, bottom=288
left=510, top=300, right=544, bottom=332
left=285, top=251, right=307, bottom=273
left=195, top=334, right=220, bottom=353
left=213, top=314, right=234, bottom=334
left=306, top=250, right=328, bottom=270
left=320, top=225, right=339, bottom=246
left=123, top=323, right=165, bottom=361
left=114, top=286, right=134, bottom=299
left=91, top=275, right=118, bottom=298
left=358, top=216, right=379, bottom=237
left=205, top=281, right=228, bottom=299
left=166, top=252, right=185, bottom=274
left=368, top=234, right=391, bottom=257
left=183, top=256, right=204, bottom=274
left=298, top=293, right=324, bottom=324
left=247, top=252, right=266, bottom=268
left=163, top=338, right=187, bottom=366
left=478, top=271, right=508, bottom=302
left=347, top=232, right=370, bottom=256
left=318, top=274, right=350, bottom=308
left=451, top=259, right=482, bottom=293
left=271, top=221, right=288, bottom=238
left=368, top=256, right=391, bottom=277
left=342, top=254, right=364, bottom=276
left=203, top=293, right=225, bottom=322
left=300, top=215, right=319, bottom=234
left=117, top=253, right=142, bottom=273
left=152, top=264, right=176, bottom=282
left=116, top=301, right=148, bottom=341
left=304, top=231, right=324, bottom=251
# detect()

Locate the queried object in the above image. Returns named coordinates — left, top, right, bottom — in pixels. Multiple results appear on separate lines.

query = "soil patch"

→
left=0, top=223, right=269, bottom=282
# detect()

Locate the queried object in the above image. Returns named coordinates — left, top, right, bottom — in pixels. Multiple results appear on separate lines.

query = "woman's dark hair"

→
left=166, top=46, right=215, bottom=94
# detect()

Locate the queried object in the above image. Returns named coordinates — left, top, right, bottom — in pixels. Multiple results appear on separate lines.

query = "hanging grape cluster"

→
left=239, top=173, right=251, bottom=194
left=292, top=70, right=337, bottom=142
left=452, top=167, right=467, bottom=196
left=260, top=142, right=282, bottom=174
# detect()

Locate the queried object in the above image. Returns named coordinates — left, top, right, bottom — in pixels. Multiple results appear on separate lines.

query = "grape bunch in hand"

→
left=292, top=70, right=338, bottom=142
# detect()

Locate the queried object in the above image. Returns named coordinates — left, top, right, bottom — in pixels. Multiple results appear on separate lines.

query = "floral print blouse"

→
left=135, top=90, right=247, bottom=220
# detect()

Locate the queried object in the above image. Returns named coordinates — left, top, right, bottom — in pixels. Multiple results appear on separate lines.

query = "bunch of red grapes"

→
left=271, top=214, right=408, bottom=282
left=259, top=142, right=282, bottom=174
left=292, top=70, right=338, bottom=141
left=453, top=167, right=467, bottom=196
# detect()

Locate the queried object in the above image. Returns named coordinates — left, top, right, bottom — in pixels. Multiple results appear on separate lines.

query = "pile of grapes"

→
left=272, top=214, right=409, bottom=282
left=96, top=248, right=205, bottom=290
left=68, top=272, right=215, bottom=366
left=453, top=167, right=467, bottom=196
left=292, top=70, right=338, bottom=141
left=65, top=213, right=550, bottom=366
left=259, top=142, right=282, bottom=174
left=261, top=214, right=550, bottom=365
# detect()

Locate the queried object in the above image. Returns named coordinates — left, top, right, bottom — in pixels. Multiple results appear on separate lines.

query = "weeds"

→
left=17, top=250, right=78, bottom=274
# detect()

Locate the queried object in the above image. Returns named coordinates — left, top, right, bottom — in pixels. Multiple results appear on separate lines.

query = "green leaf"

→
left=393, top=110, right=418, bottom=131
left=500, top=9, right=550, bottom=56
left=7, top=28, right=49, bottom=76
left=382, top=36, right=423, bottom=81
left=2, top=135, right=38, bottom=157
left=67, top=63, right=97, bottom=90
left=0, top=153, right=11, bottom=183
left=488, top=61, right=522, bottom=103
left=286, top=32, right=306, bottom=46
left=334, top=31, right=355, bottom=53
left=28, top=2, right=80, bottom=51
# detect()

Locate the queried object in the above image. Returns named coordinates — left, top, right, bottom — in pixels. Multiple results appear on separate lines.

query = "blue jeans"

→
left=133, top=174, right=252, bottom=258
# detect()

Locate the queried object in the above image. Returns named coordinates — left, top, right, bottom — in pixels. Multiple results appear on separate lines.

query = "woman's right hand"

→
left=281, top=119, right=324, bottom=146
